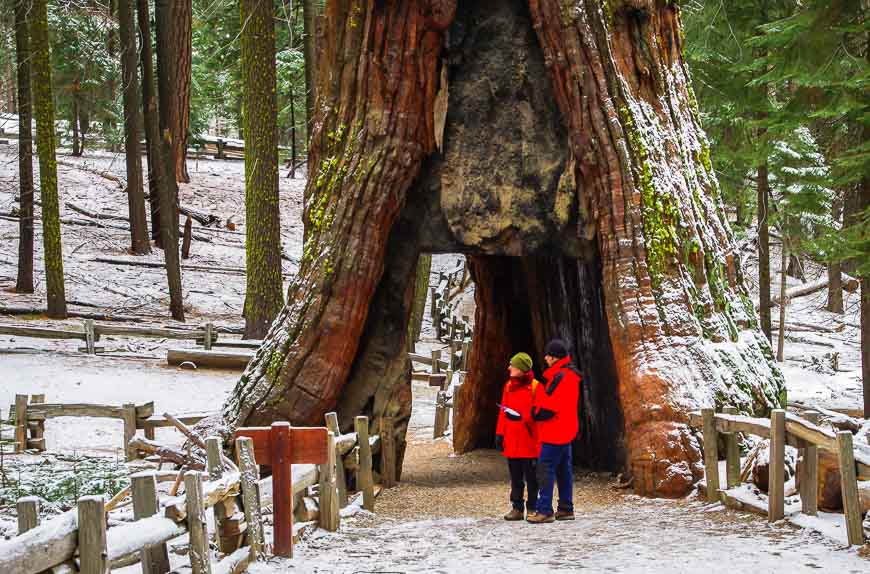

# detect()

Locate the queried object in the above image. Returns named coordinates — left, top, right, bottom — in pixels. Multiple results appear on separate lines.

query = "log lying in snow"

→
left=0, top=508, right=78, bottom=574
left=167, top=348, right=254, bottom=370
left=128, top=436, right=205, bottom=470
left=65, top=201, right=128, bottom=222
left=92, top=257, right=252, bottom=276
left=770, top=273, right=859, bottom=306
left=0, top=304, right=147, bottom=322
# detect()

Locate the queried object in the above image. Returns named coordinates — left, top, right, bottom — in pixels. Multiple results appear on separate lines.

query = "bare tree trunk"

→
left=14, top=0, right=34, bottom=294
left=758, top=161, right=772, bottom=341
left=118, top=0, right=151, bottom=255
left=71, top=94, right=81, bottom=156
left=777, top=237, right=788, bottom=362
left=137, top=0, right=161, bottom=244
left=302, top=0, right=318, bottom=133
left=827, top=194, right=844, bottom=313
left=30, top=0, right=67, bottom=318
left=241, top=0, right=283, bottom=339
left=408, top=254, right=432, bottom=350
left=155, top=0, right=192, bottom=183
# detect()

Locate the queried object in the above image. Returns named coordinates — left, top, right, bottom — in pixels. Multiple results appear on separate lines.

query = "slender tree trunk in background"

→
left=137, top=0, right=161, bottom=244
left=757, top=161, right=772, bottom=342
left=78, top=102, right=89, bottom=154
left=14, top=0, right=34, bottom=293
left=155, top=0, right=192, bottom=183
left=827, top=194, right=844, bottom=313
left=302, top=0, right=317, bottom=134
left=241, top=0, right=283, bottom=339
left=30, top=0, right=67, bottom=319
left=289, top=90, right=297, bottom=179
left=159, top=128, right=184, bottom=321
left=118, top=0, right=150, bottom=255
left=71, top=95, right=81, bottom=156
left=408, top=254, right=432, bottom=351
left=861, top=178, right=869, bottom=419
left=777, top=236, right=788, bottom=362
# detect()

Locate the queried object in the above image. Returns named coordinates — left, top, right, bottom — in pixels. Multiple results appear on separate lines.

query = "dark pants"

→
left=535, top=442, right=573, bottom=516
left=507, top=458, right=538, bottom=511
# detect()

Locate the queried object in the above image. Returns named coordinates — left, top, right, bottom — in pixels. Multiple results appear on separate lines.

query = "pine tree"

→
left=14, top=0, right=34, bottom=293
left=155, top=0, right=192, bottom=183
left=118, top=0, right=150, bottom=255
left=30, top=0, right=67, bottom=318
left=241, top=0, right=283, bottom=339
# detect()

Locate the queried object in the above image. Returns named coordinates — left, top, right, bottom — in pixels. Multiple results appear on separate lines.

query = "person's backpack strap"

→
left=531, top=379, right=540, bottom=399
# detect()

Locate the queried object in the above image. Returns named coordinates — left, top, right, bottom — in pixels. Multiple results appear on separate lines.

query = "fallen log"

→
left=179, top=205, right=220, bottom=227
left=64, top=201, right=128, bottom=222
left=93, top=256, right=288, bottom=277
left=0, top=508, right=77, bottom=574
left=0, top=304, right=148, bottom=322
left=770, top=273, right=859, bottom=306
left=162, top=411, right=239, bottom=472
left=167, top=348, right=253, bottom=370
left=128, top=436, right=205, bottom=470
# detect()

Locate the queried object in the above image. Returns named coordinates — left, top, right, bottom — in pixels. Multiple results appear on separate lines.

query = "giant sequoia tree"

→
left=220, top=0, right=784, bottom=497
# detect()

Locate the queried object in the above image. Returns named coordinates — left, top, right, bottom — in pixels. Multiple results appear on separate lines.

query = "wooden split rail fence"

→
left=0, top=413, right=398, bottom=574
left=689, top=407, right=870, bottom=546
left=0, top=320, right=220, bottom=354
left=7, top=394, right=210, bottom=461
left=429, top=264, right=473, bottom=342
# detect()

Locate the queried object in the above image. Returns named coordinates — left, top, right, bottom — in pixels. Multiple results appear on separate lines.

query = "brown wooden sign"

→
left=234, top=422, right=328, bottom=557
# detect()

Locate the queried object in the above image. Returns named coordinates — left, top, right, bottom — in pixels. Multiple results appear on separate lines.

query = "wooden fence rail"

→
left=689, top=408, right=869, bottom=546
left=0, top=414, right=397, bottom=574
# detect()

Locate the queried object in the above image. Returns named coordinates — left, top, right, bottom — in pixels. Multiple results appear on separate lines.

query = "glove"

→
left=532, top=407, right=556, bottom=421
left=505, top=410, right=522, bottom=422
left=495, top=435, right=504, bottom=452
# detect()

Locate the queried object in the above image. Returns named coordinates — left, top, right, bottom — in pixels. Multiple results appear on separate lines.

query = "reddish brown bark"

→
left=155, top=0, right=192, bottom=184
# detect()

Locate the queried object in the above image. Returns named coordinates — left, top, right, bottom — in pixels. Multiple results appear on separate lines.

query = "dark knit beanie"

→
left=544, top=339, right=569, bottom=359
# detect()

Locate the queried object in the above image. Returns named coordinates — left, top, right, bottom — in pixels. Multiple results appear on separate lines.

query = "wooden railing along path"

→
left=0, top=413, right=397, bottom=574
left=689, top=407, right=870, bottom=546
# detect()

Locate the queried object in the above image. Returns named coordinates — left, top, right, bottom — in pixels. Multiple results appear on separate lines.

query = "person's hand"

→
left=495, top=435, right=504, bottom=452
left=505, top=410, right=522, bottom=421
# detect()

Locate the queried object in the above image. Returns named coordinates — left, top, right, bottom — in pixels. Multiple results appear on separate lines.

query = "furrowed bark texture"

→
left=137, top=0, right=161, bottom=243
left=155, top=0, right=192, bottom=184
left=526, top=0, right=783, bottom=495
left=15, top=0, right=34, bottom=293
left=118, top=0, right=151, bottom=255
left=241, top=0, right=284, bottom=339
left=30, top=0, right=67, bottom=318
left=222, top=0, right=447, bottom=429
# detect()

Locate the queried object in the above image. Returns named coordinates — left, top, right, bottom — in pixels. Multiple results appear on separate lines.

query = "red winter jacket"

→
left=495, top=372, right=541, bottom=459
left=533, top=356, right=581, bottom=445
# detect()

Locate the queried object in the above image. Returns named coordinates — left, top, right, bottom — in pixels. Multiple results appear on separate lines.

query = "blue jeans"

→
left=535, top=443, right=573, bottom=516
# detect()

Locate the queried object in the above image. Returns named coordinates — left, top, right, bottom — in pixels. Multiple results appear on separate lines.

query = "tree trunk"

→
left=758, top=160, right=772, bottom=341
left=118, top=0, right=151, bottom=255
left=155, top=0, right=192, bottom=184
left=777, top=237, right=788, bottom=362
left=14, top=0, right=34, bottom=294
left=219, top=0, right=784, bottom=498
left=241, top=0, right=283, bottom=339
left=30, top=0, right=67, bottom=319
left=138, top=0, right=162, bottom=245
left=289, top=88, right=297, bottom=179
left=827, top=194, right=844, bottom=313
left=71, top=95, right=81, bottom=156
left=302, top=0, right=318, bottom=134
left=408, top=254, right=432, bottom=350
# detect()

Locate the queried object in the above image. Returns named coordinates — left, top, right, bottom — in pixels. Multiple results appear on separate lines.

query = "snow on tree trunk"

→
left=30, top=0, right=67, bottom=319
left=241, top=0, right=284, bottom=340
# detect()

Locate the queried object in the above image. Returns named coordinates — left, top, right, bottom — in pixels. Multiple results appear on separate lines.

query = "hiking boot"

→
left=526, top=512, right=555, bottom=524
left=555, top=510, right=575, bottom=521
left=503, top=508, right=524, bottom=521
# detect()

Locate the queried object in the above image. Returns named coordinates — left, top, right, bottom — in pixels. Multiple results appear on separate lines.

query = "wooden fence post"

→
left=324, top=412, right=348, bottom=507
left=16, top=496, right=39, bottom=534
left=380, top=416, right=396, bottom=488
left=234, top=436, right=264, bottom=561
left=800, top=411, right=819, bottom=516
left=122, top=403, right=138, bottom=461
left=434, top=391, right=449, bottom=439
left=184, top=471, right=212, bottom=574
left=355, top=416, right=374, bottom=511
left=15, top=394, right=27, bottom=453
left=768, top=409, right=785, bottom=522
left=207, top=437, right=240, bottom=553
left=78, top=496, right=108, bottom=574
left=701, top=408, right=719, bottom=502
left=722, top=406, right=740, bottom=489
left=319, top=433, right=340, bottom=531
left=461, top=340, right=470, bottom=371
left=204, top=323, right=214, bottom=351
left=431, top=349, right=441, bottom=375
left=84, top=319, right=96, bottom=354
left=836, top=431, right=864, bottom=546
left=132, top=472, right=170, bottom=574
left=30, top=394, right=45, bottom=452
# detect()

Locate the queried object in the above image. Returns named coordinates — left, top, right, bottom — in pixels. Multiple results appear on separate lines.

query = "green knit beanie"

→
left=510, top=352, right=533, bottom=373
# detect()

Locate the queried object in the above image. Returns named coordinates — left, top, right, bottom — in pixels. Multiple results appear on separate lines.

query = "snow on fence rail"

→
left=688, top=407, right=870, bottom=546
left=0, top=413, right=397, bottom=574
left=7, top=394, right=211, bottom=460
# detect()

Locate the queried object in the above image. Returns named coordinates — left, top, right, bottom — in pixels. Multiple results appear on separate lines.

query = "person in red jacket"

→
left=527, top=339, right=581, bottom=524
left=495, top=352, right=541, bottom=521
